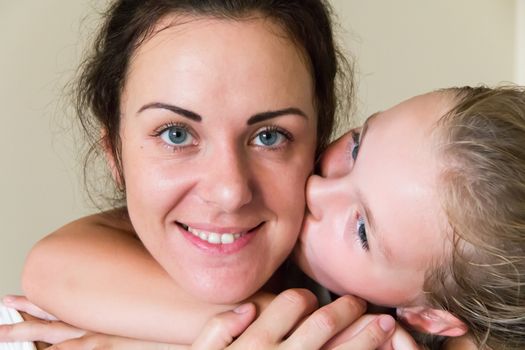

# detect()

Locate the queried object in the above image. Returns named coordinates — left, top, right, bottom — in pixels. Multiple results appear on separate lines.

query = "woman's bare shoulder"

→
left=53, top=207, right=136, bottom=238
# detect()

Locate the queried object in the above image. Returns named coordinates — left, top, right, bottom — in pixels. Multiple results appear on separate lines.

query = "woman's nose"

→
left=318, top=131, right=354, bottom=178
left=198, top=149, right=253, bottom=213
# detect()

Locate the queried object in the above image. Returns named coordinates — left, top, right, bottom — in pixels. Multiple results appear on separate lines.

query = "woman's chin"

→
left=156, top=267, right=254, bottom=304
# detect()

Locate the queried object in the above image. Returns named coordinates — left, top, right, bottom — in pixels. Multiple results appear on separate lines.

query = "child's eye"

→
left=251, top=126, right=293, bottom=148
left=351, top=131, right=361, bottom=160
left=159, top=125, right=194, bottom=147
left=357, top=216, right=369, bottom=250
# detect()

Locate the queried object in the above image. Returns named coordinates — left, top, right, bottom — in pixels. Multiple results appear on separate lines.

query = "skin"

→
left=119, top=15, right=317, bottom=304
left=296, top=91, right=453, bottom=308
left=2, top=93, right=469, bottom=348
left=0, top=4, right=483, bottom=349
left=2, top=292, right=403, bottom=349
left=15, top=14, right=318, bottom=344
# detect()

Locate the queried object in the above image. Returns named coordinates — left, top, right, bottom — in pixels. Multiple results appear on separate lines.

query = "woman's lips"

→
left=181, top=223, right=245, bottom=244
left=176, top=221, right=264, bottom=254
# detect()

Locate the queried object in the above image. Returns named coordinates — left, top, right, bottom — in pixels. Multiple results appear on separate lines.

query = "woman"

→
left=1, top=0, right=404, bottom=349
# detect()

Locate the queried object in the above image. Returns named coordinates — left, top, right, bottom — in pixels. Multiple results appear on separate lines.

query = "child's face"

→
left=296, top=92, right=453, bottom=307
left=117, top=16, right=317, bottom=303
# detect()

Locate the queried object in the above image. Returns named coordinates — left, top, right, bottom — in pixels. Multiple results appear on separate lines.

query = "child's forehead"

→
left=358, top=93, right=452, bottom=264
left=378, top=91, right=452, bottom=126
left=361, top=92, right=453, bottom=162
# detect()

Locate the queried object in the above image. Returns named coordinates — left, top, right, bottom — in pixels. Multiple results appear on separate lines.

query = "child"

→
left=295, top=85, right=525, bottom=349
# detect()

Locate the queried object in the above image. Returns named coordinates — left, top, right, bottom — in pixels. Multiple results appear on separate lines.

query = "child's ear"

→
left=397, top=306, right=468, bottom=337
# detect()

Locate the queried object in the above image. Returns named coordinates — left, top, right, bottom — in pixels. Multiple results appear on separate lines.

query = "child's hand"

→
left=0, top=293, right=421, bottom=350
left=2, top=295, right=58, bottom=321
left=321, top=313, right=422, bottom=350
left=0, top=296, right=187, bottom=349
left=1, top=295, right=86, bottom=345
left=191, top=289, right=400, bottom=350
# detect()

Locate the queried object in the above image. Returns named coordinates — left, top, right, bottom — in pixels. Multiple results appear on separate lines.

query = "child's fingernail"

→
left=379, top=315, right=395, bottom=332
left=233, top=303, right=251, bottom=314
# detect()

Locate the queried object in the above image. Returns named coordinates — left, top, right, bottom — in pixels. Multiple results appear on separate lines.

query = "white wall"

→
left=0, top=0, right=520, bottom=296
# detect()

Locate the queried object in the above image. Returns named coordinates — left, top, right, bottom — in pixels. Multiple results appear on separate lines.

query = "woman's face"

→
left=296, top=92, right=452, bottom=307
left=118, top=16, right=317, bottom=303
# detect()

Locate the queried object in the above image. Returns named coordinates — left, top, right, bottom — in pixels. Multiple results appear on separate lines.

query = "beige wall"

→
left=332, top=0, right=518, bottom=123
left=0, top=1, right=100, bottom=296
left=517, top=0, right=525, bottom=84
left=0, top=0, right=521, bottom=296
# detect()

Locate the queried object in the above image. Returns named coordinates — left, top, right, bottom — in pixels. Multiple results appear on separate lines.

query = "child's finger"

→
left=332, top=315, right=396, bottom=350
left=191, top=303, right=257, bottom=350
left=282, top=295, right=367, bottom=350
left=380, top=322, right=422, bottom=350
left=3, top=296, right=58, bottom=321
left=0, top=317, right=86, bottom=344
left=239, top=288, right=319, bottom=342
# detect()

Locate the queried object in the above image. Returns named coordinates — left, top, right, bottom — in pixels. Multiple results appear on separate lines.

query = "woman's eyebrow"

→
left=247, top=107, right=307, bottom=125
left=136, top=104, right=306, bottom=125
left=137, top=103, right=202, bottom=121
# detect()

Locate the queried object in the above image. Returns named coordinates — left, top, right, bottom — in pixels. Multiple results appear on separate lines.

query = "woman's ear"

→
left=101, top=129, right=123, bottom=187
left=397, top=306, right=468, bottom=337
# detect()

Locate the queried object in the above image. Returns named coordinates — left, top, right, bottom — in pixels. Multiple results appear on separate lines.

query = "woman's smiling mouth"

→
left=178, top=222, right=264, bottom=245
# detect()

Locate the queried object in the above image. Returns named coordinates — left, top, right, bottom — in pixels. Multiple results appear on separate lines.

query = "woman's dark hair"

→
left=76, top=0, right=353, bottom=204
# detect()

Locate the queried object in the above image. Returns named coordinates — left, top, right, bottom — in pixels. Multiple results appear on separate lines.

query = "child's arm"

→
left=2, top=292, right=418, bottom=350
left=22, top=209, right=273, bottom=344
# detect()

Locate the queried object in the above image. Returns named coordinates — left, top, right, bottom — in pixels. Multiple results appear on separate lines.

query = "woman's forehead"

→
left=122, top=15, right=315, bottom=120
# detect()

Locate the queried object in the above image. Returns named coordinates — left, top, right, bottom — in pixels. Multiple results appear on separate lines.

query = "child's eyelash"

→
left=351, top=131, right=361, bottom=160
left=357, top=216, right=369, bottom=250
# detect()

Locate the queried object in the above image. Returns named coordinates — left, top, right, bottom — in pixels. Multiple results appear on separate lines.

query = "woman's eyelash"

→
left=251, top=125, right=294, bottom=150
left=151, top=122, right=188, bottom=137
left=357, top=216, right=369, bottom=250
left=259, top=125, right=294, bottom=141
left=151, top=122, right=197, bottom=151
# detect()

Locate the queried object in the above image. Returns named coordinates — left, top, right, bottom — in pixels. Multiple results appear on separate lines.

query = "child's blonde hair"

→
left=427, top=86, right=525, bottom=349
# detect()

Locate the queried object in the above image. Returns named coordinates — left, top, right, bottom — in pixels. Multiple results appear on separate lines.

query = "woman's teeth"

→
left=184, top=225, right=245, bottom=245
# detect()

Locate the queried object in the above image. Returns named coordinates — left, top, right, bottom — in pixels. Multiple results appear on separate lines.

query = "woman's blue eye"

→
left=253, top=128, right=289, bottom=147
left=357, top=217, right=369, bottom=250
left=160, top=126, right=193, bottom=146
